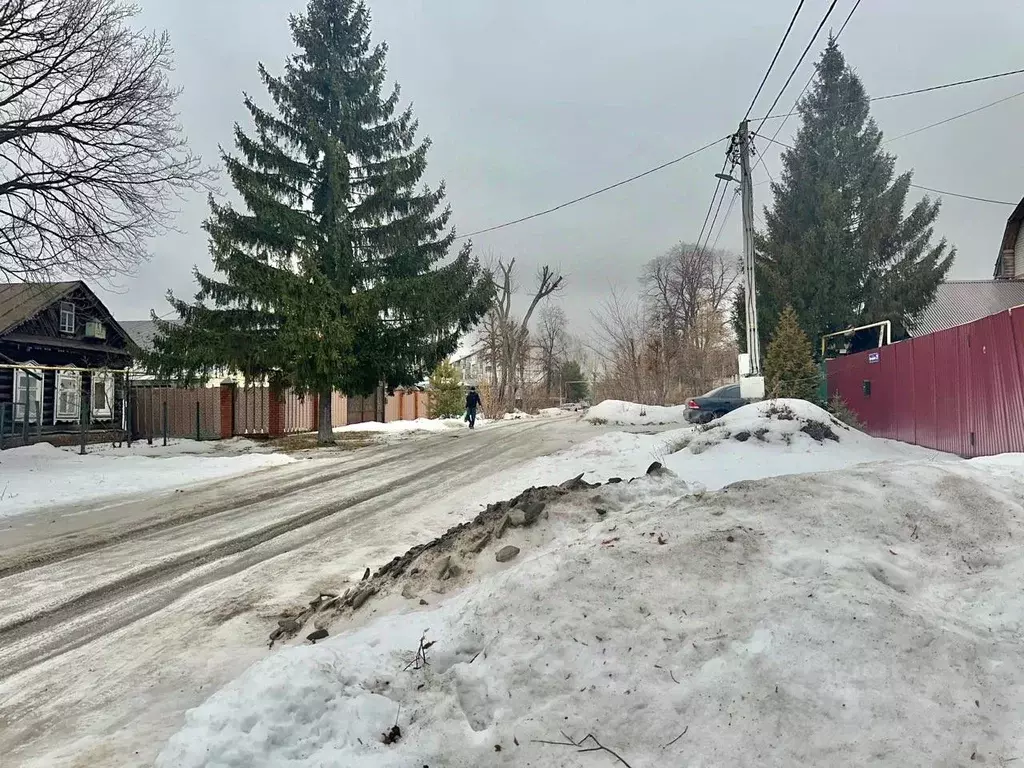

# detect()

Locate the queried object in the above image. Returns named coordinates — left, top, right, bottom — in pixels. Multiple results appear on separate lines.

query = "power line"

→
left=710, top=188, right=741, bottom=252
left=457, top=64, right=1024, bottom=241
left=883, top=89, right=1024, bottom=144
left=744, top=0, right=808, bottom=120
left=456, top=135, right=729, bottom=240
left=754, top=133, right=1016, bottom=206
left=692, top=162, right=729, bottom=256
left=755, top=66, right=1024, bottom=121
left=753, top=0, right=841, bottom=135
left=907, top=184, right=1016, bottom=206
left=835, top=0, right=862, bottom=38
left=872, top=67, right=1024, bottom=104
left=752, top=0, right=862, bottom=176
left=707, top=0, right=808, bottom=260
left=699, top=172, right=732, bottom=255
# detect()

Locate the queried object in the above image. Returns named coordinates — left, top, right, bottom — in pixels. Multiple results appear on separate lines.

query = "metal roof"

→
left=0, top=282, right=78, bottom=336
left=119, top=319, right=160, bottom=352
left=913, top=280, right=1024, bottom=336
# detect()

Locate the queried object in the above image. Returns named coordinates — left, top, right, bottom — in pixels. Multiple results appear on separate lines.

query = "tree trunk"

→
left=317, top=388, right=334, bottom=445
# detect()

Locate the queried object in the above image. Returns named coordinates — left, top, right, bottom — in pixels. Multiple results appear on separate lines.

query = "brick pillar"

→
left=311, top=392, right=320, bottom=432
left=268, top=385, right=285, bottom=438
left=219, top=383, right=235, bottom=439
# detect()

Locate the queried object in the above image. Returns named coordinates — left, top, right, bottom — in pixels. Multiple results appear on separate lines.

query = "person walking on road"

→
left=465, top=386, right=482, bottom=429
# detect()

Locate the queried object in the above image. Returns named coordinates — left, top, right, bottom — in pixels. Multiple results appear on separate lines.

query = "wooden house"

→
left=0, top=282, right=134, bottom=446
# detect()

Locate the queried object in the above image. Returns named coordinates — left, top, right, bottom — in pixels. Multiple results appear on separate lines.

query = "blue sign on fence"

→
left=868, top=351, right=880, bottom=364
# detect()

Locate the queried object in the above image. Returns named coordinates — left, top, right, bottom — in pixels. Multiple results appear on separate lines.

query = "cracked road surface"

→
left=0, top=417, right=597, bottom=767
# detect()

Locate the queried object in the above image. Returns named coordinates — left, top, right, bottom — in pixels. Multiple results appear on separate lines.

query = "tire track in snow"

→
left=0, top=435, right=455, bottom=579
left=0, top=421, right=548, bottom=679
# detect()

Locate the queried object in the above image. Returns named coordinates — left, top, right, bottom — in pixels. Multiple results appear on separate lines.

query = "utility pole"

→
left=737, top=119, right=761, bottom=375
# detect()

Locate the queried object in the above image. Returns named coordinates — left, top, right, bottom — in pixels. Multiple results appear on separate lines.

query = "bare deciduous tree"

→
left=591, top=243, right=740, bottom=405
left=641, top=243, right=739, bottom=399
left=0, top=0, right=210, bottom=279
left=535, top=303, right=569, bottom=397
left=479, top=258, right=563, bottom=412
left=591, top=289, right=665, bottom=404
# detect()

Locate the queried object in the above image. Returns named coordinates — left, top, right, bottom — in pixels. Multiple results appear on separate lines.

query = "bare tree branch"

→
left=535, top=303, right=569, bottom=397
left=0, top=0, right=212, bottom=280
left=591, top=242, right=741, bottom=405
left=477, top=258, right=564, bottom=412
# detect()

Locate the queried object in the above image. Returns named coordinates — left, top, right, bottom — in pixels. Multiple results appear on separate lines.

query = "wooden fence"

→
left=132, top=385, right=222, bottom=441
left=128, top=383, right=427, bottom=442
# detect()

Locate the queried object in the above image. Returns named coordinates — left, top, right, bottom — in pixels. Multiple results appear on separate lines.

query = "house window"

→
left=55, top=368, right=82, bottom=423
left=13, top=364, right=44, bottom=424
left=92, top=371, right=114, bottom=419
left=60, top=302, right=75, bottom=334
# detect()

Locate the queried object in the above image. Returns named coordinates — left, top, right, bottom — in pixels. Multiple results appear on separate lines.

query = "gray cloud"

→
left=107, top=0, right=1024, bottom=338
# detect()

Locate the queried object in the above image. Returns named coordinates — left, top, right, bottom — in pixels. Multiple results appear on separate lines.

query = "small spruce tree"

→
left=428, top=360, right=464, bottom=418
left=765, top=306, right=820, bottom=402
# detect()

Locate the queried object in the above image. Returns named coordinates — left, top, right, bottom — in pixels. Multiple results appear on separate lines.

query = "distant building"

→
left=913, top=196, right=1024, bottom=336
left=451, top=342, right=545, bottom=389
left=120, top=318, right=247, bottom=388
left=451, top=342, right=490, bottom=385
left=0, top=281, right=134, bottom=446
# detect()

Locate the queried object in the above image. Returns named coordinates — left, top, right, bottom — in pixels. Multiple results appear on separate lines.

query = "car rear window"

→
left=703, top=384, right=740, bottom=398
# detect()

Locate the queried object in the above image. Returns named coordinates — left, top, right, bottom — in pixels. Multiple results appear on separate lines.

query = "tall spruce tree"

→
left=150, top=0, right=492, bottom=443
left=735, top=37, right=953, bottom=354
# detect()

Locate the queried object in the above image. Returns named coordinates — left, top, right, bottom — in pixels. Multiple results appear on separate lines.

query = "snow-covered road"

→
left=0, top=416, right=606, bottom=768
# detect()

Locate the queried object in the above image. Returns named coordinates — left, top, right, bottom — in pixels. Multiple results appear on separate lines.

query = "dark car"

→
left=685, top=384, right=745, bottom=424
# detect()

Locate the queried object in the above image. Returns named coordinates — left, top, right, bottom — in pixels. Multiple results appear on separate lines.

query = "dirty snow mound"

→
left=686, top=398, right=853, bottom=453
left=660, top=399, right=947, bottom=491
left=584, top=399, right=688, bottom=426
left=157, top=456, right=1024, bottom=767
left=473, top=429, right=688, bottom=505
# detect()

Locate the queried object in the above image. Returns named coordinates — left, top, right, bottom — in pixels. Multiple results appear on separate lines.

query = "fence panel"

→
left=385, top=392, right=402, bottom=423
left=828, top=306, right=1024, bottom=458
left=911, top=334, right=937, bottom=451
left=234, top=384, right=269, bottom=435
left=331, top=391, right=347, bottom=428
left=131, top=385, right=221, bottom=441
left=891, top=340, right=916, bottom=444
left=282, top=389, right=315, bottom=434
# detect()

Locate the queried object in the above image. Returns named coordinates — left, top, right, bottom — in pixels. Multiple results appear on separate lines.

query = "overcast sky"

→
left=104, top=0, right=1024, bottom=337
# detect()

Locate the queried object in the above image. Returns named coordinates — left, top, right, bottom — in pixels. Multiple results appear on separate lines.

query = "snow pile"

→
left=476, top=400, right=939, bottom=505
left=584, top=398, right=689, bottom=426
left=0, top=442, right=294, bottom=519
left=537, top=407, right=564, bottom=418
left=158, top=447, right=1024, bottom=767
left=475, top=430, right=679, bottom=506
left=661, top=399, right=947, bottom=491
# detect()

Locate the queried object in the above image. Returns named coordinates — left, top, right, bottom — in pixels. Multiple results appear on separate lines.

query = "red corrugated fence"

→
left=827, top=306, right=1024, bottom=458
